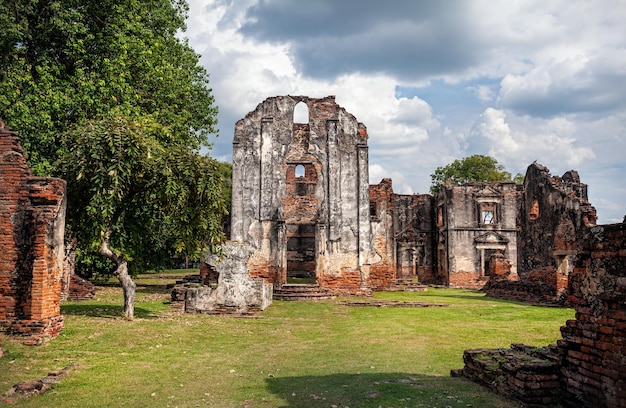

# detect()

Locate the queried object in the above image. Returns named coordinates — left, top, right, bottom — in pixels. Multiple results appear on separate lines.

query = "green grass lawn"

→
left=0, top=279, right=573, bottom=408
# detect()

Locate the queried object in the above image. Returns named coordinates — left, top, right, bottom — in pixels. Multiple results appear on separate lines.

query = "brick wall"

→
left=457, top=222, right=626, bottom=407
left=559, top=223, right=626, bottom=407
left=369, top=179, right=396, bottom=290
left=0, top=123, right=66, bottom=344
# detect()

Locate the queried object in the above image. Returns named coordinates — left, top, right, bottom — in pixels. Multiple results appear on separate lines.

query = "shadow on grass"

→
left=265, top=372, right=521, bottom=408
left=61, top=303, right=162, bottom=319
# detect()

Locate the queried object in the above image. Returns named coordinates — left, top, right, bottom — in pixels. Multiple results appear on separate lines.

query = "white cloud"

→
left=182, top=0, right=626, bottom=223
left=471, top=108, right=596, bottom=173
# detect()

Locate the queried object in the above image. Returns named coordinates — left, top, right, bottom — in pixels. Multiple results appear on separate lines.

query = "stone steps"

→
left=273, top=283, right=336, bottom=301
left=389, top=279, right=428, bottom=292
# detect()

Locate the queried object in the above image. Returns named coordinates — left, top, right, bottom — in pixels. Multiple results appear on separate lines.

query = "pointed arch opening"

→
left=293, top=101, right=309, bottom=124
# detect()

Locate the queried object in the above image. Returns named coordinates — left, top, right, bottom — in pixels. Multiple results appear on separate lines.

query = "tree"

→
left=430, top=155, right=513, bottom=194
left=0, top=0, right=226, bottom=318
left=59, top=116, right=226, bottom=318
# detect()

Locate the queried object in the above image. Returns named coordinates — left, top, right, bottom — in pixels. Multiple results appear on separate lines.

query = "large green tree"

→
left=0, top=0, right=226, bottom=318
left=430, top=154, right=516, bottom=194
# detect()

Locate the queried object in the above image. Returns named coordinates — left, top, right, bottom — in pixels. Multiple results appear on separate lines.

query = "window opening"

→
left=370, top=201, right=378, bottom=218
left=293, top=102, right=309, bottom=124
left=479, top=202, right=497, bottom=225
left=295, top=164, right=305, bottom=178
left=482, top=210, right=495, bottom=224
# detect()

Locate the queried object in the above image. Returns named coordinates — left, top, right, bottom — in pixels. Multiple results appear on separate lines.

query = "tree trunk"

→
left=99, top=226, right=137, bottom=319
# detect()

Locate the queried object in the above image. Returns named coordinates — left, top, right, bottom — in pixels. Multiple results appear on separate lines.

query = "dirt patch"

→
left=338, top=300, right=447, bottom=308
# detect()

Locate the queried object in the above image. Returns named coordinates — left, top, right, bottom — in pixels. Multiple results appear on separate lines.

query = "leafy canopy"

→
left=0, top=0, right=226, bottom=289
left=430, top=155, right=516, bottom=194
left=0, top=0, right=217, bottom=175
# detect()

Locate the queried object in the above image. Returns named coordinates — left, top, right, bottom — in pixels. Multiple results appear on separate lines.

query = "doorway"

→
left=286, top=223, right=316, bottom=283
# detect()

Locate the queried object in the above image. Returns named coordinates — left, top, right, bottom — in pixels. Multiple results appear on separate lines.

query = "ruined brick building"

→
left=0, top=122, right=66, bottom=344
left=230, top=96, right=598, bottom=297
left=231, top=96, right=374, bottom=295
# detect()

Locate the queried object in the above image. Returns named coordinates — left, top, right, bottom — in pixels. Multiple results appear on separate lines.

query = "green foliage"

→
left=215, top=160, right=233, bottom=213
left=430, top=154, right=513, bottom=194
left=59, top=115, right=226, bottom=276
left=1, top=0, right=216, bottom=175
left=0, top=0, right=225, bottom=279
left=513, top=172, right=525, bottom=185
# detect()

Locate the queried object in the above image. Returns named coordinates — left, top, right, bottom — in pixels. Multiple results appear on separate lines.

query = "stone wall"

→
left=182, top=242, right=272, bottom=314
left=437, top=182, right=520, bottom=289
left=0, top=123, right=66, bottom=344
left=230, top=96, right=374, bottom=295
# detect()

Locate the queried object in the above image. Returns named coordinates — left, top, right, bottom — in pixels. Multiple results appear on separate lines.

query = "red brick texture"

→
left=369, top=180, right=396, bottom=290
left=458, top=222, right=626, bottom=407
left=0, top=124, right=66, bottom=344
left=559, top=223, right=626, bottom=408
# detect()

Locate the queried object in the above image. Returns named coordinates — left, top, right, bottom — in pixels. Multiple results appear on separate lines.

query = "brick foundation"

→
left=0, top=123, right=66, bottom=343
left=67, top=274, right=96, bottom=301
left=453, top=344, right=563, bottom=406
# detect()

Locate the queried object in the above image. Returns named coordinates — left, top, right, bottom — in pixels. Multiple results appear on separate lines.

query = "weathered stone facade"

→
left=227, top=96, right=601, bottom=296
left=0, top=123, right=66, bottom=344
left=231, top=96, right=374, bottom=295
left=437, top=182, right=520, bottom=289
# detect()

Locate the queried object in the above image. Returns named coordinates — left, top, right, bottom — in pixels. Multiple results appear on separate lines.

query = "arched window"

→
left=295, top=164, right=305, bottom=178
left=293, top=101, right=309, bottom=124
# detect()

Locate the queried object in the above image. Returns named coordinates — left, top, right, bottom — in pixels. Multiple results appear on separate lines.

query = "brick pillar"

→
left=0, top=123, right=66, bottom=344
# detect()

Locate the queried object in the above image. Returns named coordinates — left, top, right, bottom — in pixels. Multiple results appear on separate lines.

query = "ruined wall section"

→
left=231, top=96, right=372, bottom=295
left=369, top=180, right=437, bottom=289
left=437, top=183, right=519, bottom=288
left=393, top=193, right=437, bottom=284
left=0, top=123, right=66, bottom=344
left=516, top=163, right=597, bottom=298
left=456, top=221, right=626, bottom=407
left=369, top=179, right=395, bottom=290
left=559, top=222, right=626, bottom=407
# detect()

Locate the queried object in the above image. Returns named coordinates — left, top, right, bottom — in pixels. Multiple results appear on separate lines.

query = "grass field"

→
left=0, top=272, right=573, bottom=407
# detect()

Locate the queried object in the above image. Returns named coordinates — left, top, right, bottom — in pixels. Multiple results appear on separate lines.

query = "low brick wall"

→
left=452, top=344, right=562, bottom=406
left=455, top=223, right=626, bottom=407
left=484, top=280, right=566, bottom=305
left=67, top=275, right=96, bottom=301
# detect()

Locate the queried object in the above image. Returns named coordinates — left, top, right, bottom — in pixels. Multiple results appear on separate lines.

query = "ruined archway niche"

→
left=231, top=96, right=373, bottom=295
left=528, top=199, right=539, bottom=220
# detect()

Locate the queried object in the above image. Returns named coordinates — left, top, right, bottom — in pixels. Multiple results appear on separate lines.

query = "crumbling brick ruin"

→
left=0, top=122, right=66, bottom=344
left=454, top=220, right=626, bottom=407
left=486, top=163, right=597, bottom=304
left=230, top=96, right=375, bottom=296
left=213, top=96, right=603, bottom=301
left=369, top=179, right=436, bottom=290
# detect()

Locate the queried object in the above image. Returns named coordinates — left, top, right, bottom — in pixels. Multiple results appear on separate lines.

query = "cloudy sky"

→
left=183, top=0, right=625, bottom=223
